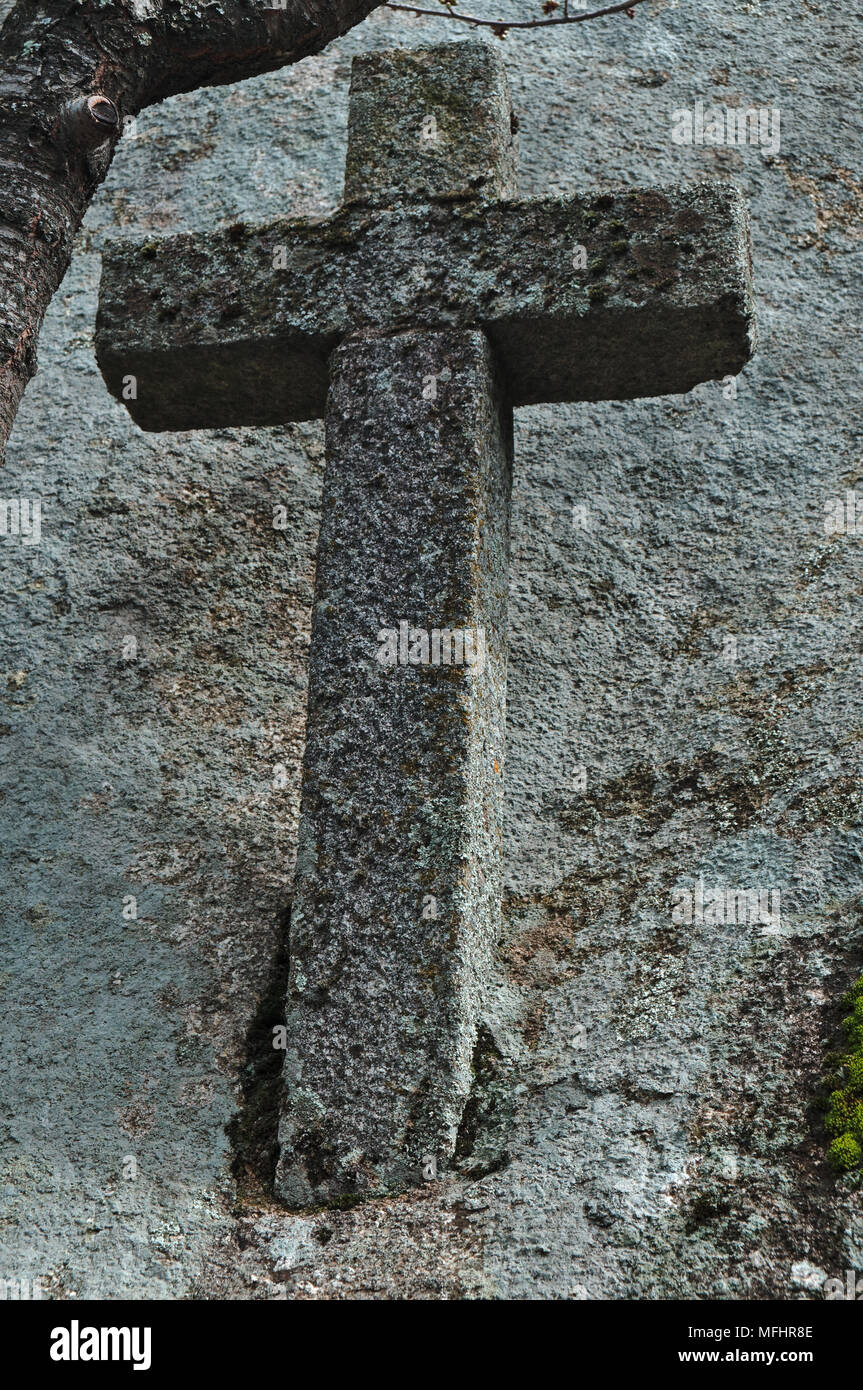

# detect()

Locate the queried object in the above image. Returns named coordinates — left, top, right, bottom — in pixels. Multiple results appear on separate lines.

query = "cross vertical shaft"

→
left=274, top=44, right=519, bottom=1206
left=276, top=329, right=512, bottom=1204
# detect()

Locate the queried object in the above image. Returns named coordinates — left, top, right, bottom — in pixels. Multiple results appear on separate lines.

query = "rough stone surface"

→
left=343, top=41, right=518, bottom=205
left=96, top=184, right=753, bottom=428
left=277, top=328, right=512, bottom=1205
left=1, top=1, right=862, bottom=1300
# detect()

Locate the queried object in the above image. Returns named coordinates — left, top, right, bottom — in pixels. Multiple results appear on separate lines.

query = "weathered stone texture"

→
left=96, top=182, right=753, bottom=428
left=1, top=2, right=861, bottom=1300
left=276, top=328, right=511, bottom=1205
left=343, top=41, right=518, bottom=205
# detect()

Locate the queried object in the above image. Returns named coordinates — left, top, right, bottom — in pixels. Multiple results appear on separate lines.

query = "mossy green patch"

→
left=824, top=974, right=863, bottom=1173
left=828, top=1133, right=862, bottom=1172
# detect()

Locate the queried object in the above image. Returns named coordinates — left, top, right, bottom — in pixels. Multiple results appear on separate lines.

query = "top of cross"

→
left=95, top=40, right=755, bottom=431
left=343, top=42, right=517, bottom=206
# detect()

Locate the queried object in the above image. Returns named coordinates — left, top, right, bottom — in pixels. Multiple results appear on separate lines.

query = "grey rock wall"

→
left=1, top=0, right=861, bottom=1298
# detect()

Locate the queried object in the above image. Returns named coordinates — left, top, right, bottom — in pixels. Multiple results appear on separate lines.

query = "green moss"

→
left=847, top=1054, right=863, bottom=1088
left=821, top=970, right=863, bottom=1174
left=828, top=1133, right=862, bottom=1172
left=825, top=1091, right=863, bottom=1138
left=844, top=991, right=863, bottom=1049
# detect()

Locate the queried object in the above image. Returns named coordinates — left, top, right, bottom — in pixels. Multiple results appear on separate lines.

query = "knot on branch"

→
left=61, top=95, right=120, bottom=153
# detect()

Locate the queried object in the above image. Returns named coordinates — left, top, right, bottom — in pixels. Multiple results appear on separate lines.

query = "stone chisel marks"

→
left=94, top=38, right=756, bottom=1205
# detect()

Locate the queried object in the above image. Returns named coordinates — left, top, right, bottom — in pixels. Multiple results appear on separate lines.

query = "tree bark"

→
left=0, top=0, right=382, bottom=459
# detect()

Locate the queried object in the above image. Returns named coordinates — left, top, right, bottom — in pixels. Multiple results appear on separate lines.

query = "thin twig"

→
left=384, top=0, right=649, bottom=32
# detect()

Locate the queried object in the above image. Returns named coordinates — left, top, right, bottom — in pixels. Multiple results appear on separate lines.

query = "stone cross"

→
left=95, top=40, right=755, bottom=1208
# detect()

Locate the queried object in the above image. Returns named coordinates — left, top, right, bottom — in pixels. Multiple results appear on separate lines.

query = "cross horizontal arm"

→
left=96, top=180, right=754, bottom=431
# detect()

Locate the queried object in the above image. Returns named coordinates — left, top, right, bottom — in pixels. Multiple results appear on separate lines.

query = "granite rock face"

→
left=1, top=1, right=862, bottom=1299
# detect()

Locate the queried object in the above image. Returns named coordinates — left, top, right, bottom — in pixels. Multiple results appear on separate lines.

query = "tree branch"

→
left=0, top=0, right=383, bottom=460
left=384, top=0, right=648, bottom=32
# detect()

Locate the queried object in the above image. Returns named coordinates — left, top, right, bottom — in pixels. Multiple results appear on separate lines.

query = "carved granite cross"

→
left=95, top=40, right=755, bottom=1207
